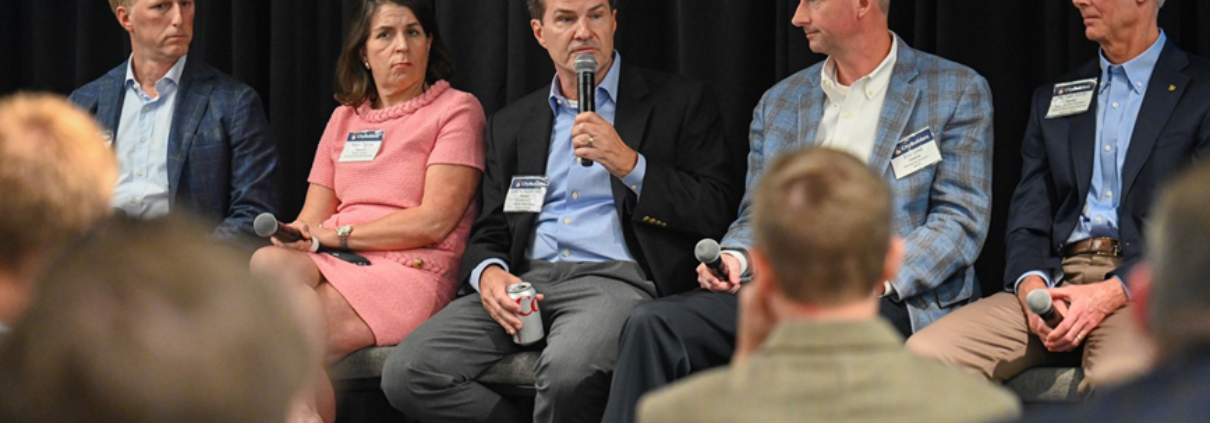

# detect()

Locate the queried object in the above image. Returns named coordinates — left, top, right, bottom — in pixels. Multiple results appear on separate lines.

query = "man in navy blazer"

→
left=69, top=0, right=276, bottom=242
left=909, top=0, right=1210, bottom=393
left=1021, top=160, right=1210, bottom=423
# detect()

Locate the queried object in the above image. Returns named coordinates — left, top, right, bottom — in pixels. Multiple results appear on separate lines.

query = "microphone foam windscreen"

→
left=1026, top=289, right=1054, bottom=316
left=574, top=54, right=597, bottom=74
left=253, top=213, right=279, bottom=238
left=695, top=239, right=721, bottom=263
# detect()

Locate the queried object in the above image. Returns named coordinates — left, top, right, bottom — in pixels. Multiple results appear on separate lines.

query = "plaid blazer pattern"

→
left=721, top=37, right=994, bottom=331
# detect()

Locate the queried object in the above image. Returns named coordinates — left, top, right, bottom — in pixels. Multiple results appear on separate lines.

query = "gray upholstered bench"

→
left=1004, top=367, right=1084, bottom=402
left=331, top=346, right=539, bottom=396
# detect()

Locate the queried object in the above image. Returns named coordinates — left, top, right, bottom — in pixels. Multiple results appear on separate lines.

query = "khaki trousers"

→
left=906, top=254, right=1154, bottom=394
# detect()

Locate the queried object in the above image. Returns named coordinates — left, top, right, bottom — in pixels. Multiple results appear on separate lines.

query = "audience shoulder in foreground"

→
left=0, top=216, right=311, bottom=423
left=638, top=148, right=1019, bottom=423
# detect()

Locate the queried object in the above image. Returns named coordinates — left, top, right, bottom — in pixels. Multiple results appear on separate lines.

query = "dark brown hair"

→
left=334, top=0, right=454, bottom=107
left=0, top=217, right=310, bottom=423
left=527, top=0, right=614, bottom=21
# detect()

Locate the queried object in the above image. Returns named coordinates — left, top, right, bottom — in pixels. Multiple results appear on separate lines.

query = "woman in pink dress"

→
left=249, top=1, right=484, bottom=421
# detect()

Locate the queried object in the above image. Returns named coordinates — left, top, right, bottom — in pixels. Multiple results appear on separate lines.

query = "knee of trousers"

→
left=904, top=325, right=959, bottom=363
left=536, top=353, right=613, bottom=399
left=380, top=341, right=451, bottom=413
left=620, top=301, right=684, bottom=344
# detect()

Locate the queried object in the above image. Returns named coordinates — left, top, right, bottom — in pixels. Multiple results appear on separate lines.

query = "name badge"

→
left=891, top=128, right=943, bottom=180
left=1046, top=78, right=1097, bottom=119
left=338, top=130, right=385, bottom=162
left=504, top=176, right=549, bottom=213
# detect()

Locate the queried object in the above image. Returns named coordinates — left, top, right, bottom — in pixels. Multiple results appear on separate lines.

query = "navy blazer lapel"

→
left=610, top=65, right=652, bottom=216
left=168, top=60, right=213, bottom=203
left=871, top=41, right=920, bottom=176
left=1069, top=62, right=1102, bottom=201
left=96, top=63, right=128, bottom=136
left=1121, top=43, right=1190, bottom=199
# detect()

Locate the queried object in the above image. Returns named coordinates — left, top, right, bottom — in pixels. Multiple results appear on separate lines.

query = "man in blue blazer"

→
left=604, top=0, right=994, bottom=420
left=909, top=0, right=1210, bottom=393
left=69, top=0, right=276, bottom=242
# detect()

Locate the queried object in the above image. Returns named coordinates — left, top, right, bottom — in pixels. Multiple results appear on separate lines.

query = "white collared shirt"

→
left=113, top=55, right=188, bottom=219
left=815, top=34, right=899, bottom=164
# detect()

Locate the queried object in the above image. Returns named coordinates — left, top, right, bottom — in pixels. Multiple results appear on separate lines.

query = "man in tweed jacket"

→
left=69, top=0, right=276, bottom=242
left=603, top=1, right=993, bottom=421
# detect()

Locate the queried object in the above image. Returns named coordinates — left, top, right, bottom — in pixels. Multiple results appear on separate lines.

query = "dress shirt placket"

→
left=1093, top=67, right=1127, bottom=237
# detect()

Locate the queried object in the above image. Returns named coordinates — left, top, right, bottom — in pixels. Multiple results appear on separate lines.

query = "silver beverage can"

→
left=507, top=282, right=544, bottom=345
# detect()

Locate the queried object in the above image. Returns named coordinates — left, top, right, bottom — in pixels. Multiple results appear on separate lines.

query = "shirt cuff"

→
left=1110, top=275, right=1133, bottom=301
left=621, top=153, right=647, bottom=197
left=470, top=259, right=510, bottom=293
left=721, top=249, right=749, bottom=276
left=1013, top=270, right=1054, bottom=294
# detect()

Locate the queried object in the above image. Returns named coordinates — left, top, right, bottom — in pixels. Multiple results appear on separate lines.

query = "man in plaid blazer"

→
left=604, top=1, right=993, bottom=421
left=69, top=0, right=276, bottom=243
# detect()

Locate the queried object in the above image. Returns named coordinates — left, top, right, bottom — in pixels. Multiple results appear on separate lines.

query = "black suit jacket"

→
left=1005, top=42, right=1210, bottom=289
left=460, top=64, right=742, bottom=297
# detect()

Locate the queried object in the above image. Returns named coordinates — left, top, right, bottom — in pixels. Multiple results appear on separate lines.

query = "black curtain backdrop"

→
left=5, top=0, right=1210, bottom=295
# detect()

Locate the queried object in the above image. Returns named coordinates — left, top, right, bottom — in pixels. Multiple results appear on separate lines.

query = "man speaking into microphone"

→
left=382, top=1, right=742, bottom=422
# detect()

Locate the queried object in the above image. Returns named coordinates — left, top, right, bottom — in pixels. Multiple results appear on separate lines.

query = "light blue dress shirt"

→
left=470, top=53, right=648, bottom=292
left=1016, top=33, right=1166, bottom=293
left=112, top=55, right=188, bottom=219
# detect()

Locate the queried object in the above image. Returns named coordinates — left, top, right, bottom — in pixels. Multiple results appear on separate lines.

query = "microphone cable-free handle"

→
left=575, top=54, right=597, bottom=168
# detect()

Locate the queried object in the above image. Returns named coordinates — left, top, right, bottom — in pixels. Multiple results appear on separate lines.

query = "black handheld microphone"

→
left=575, top=54, right=596, bottom=168
left=1026, top=289, right=1064, bottom=327
left=253, top=212, right=303, bottom=244
left=694, top=238, right=730, bottom=280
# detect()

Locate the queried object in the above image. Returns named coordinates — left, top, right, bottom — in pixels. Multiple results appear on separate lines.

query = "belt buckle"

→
left=1094, top=240, right=1121, bottom=257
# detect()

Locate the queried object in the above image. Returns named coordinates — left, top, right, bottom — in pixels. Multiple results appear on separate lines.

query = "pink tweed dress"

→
left=307, top=80, right=485, bottom=346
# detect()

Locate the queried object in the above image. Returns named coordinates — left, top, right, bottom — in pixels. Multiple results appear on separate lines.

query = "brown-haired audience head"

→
left=1142, top=160, right=1210, bottom=357
left=752, top=147, right=895, bottom=306
left=0, top=93, right=116, bottom=324
left=335, top=0, right=454, bottom=107
left=0, top=217, right=311, bottom=423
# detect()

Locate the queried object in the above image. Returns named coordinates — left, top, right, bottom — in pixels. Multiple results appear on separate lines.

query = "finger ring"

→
left=1075, top=333, right=1083, bottom=342
left=587, top=136, right=595, bottom=147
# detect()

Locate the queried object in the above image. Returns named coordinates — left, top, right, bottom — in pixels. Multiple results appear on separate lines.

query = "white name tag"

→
left=1046, top=78, right=1098, bottom=119
left=338, top=130, right=385, bottom=162
left=891, top=127, right=943, bottom=180
left=504, top=176, right=549, bottom=213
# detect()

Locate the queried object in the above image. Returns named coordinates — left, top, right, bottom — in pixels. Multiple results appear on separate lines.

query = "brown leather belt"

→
left=1063, top=237, right=1121, bottom=257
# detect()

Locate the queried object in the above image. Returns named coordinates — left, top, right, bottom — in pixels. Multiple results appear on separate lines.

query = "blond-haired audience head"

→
left=753, top=147, right=895, bottom=306
left=0, top=93, right=116, bottom=323
left=0, top=217, right=311, bottom=423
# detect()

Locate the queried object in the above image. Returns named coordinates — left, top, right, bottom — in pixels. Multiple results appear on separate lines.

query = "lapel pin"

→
left=1170, top=85, right=1177, bottom=92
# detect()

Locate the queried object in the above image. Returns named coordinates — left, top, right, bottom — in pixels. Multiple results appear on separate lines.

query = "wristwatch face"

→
left=337, top=225, right=352, bottom=237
